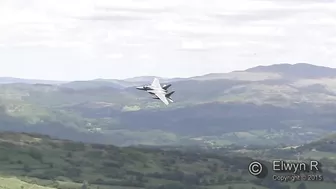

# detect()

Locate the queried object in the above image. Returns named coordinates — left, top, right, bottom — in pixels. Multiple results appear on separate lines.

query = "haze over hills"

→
left=3, top=63, right=334, bottom=85
left=0, top=77, right=67, bottom=85
left=246, top=63, right=336, bottom=78
left=0, top=63, right=336, bottom=146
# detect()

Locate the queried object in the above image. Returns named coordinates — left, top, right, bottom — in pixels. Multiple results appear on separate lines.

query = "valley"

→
left=0, top=64, right=336, bottom=146
left=0, top=64, right=336, bottom=188
left=0, top=131, right=335, bottom=189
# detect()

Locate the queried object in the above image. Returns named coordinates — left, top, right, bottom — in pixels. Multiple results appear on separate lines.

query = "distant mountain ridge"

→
left=1, top=63, right=335, bottom=86
left=0, top=77, right=67, bottom=84
left=124, top=76, right=165, bottom=82
left=0, top=63, right=335, bottom=146
left=246, top=63, right=336, bottom=78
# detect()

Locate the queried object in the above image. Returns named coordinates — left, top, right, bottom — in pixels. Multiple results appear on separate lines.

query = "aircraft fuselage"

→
left=152, top=91, right=174, bottom=102
left=136, top=78, right=174, bottom=105
left=137, top=86, right=167, bottom=93
left=136, top=86, right=152, bottom=91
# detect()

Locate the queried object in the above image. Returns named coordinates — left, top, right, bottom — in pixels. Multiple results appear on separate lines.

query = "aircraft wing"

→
left=151, top=78, right=162, bottom=89
left=154, top=92, right=169, bottom=105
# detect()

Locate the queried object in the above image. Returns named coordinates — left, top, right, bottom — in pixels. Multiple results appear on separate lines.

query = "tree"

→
left=297, top=182, right=307, bottom=189
left=67, top=152, right=73, bottom=158
left=82, top=180, right=89, bottom=189
left=28, top=148, right=43, bottom=161
left=23, top=164, right=31, bottom=172
left=135, top=174, right=144, bottom=182
left=217, top=174, right=225, bottom=184
left=281, top=185, right=290, bottom=189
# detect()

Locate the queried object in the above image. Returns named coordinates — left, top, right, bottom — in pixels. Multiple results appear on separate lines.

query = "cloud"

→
left=211, top=8, right=308, bottom=25
left=77, top=11, right=152, bottom=22
left=179, top=40, right=207, bottom=51
left=96, top=6, right=174, bottom=14
left=1, top=0, right=336, bottom=80
left=263, top=0, right=336, bottom=3
left=107, top=53, right=124, bottom=59
left=139, top=54, right=151, bottom=59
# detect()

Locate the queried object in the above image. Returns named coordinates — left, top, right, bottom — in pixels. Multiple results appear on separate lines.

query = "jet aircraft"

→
left=136, top=78, right=174, bottom=105
left=153, top=91, right=174, bottom=103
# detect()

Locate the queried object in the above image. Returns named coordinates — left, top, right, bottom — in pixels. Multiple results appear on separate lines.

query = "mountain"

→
left=124, top=76, right=187, bottom=85
left=124, top=76, right=165, bottom=82
left=61, top=77, right=187, bottom=90
left=0, top=77, right=67, bottom=84
left=0, top=63, right=336, bottom=146
left=190, top=71, right=281, bottom=81
left=246, top=63, right=336, bottom=78
left=60, top=80, right=127, bottom=89
left=298, top=132, right=336, bottom=153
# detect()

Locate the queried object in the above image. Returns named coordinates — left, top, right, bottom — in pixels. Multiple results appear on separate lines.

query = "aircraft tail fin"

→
left=151, top=78, right=161, bottom=88
left=162, top=84, right=172, bottom=90
left=166, top=91, right=174, bottom=103
left=166, top=91, right=174, bottom=98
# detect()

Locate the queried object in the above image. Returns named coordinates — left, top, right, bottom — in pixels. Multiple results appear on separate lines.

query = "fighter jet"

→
left=136, top=78, right=173, bottom=105
left=153, top=91, right=174, bottom=103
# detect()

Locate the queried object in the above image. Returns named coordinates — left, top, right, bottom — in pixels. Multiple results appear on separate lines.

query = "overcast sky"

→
left=1, top=0, right=336, bottom=80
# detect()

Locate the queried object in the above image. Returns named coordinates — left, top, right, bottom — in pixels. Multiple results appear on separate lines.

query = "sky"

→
left=1, top=0, right=336, bottom=80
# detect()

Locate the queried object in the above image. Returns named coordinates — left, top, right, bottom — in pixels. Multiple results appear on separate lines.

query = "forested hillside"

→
left=0, top=64, right=336, bottom=146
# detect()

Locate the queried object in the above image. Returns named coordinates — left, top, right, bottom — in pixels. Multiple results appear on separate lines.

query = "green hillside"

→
left=0, top=132, right=263, bottom=189
left=0, top=64, right=336, bottom=146
left=2, top=132, right=336, bottom=189
left=297, top=132, right=336, bottom=153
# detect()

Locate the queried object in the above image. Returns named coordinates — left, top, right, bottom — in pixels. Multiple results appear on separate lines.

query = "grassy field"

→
left=302, top=151, right=336, bottom=159
left=0, top=176, right=54, bottom=189
left=208, top=183, right=269, bottom=189
left=3, top=176, right=335, bottom=189
left=0, top=176, right=147, bottom=189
